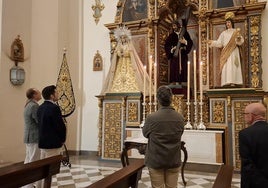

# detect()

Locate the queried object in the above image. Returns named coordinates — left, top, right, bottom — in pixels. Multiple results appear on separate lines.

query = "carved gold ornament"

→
left=212, top=101, right=225, bottom=124
left=10, top=35, right=24, bottom=64
left=92, top=0, right=105, bottom=24
left=225, top=12, right=235, bottom=20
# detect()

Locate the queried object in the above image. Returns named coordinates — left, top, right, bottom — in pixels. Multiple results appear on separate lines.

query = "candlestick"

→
left=193, top=50, right=198, bottom=129
left=154, top=62, right=157, bottom=112
left=187, top=61, right=190, bottom=103
left=149, top=55, right=152, bottom=113
left=143, top=65, right=147, bottom=123
left=143, top=65, right=146, bottom=103
left=193, top=50, right=197, bottom=102
left=198, top=61, right=206, bottom=130
left=185, top=60, right=193, bottom=129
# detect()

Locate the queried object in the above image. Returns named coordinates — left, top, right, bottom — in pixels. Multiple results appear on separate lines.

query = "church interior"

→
left=1, top=0, right=268, bottom=187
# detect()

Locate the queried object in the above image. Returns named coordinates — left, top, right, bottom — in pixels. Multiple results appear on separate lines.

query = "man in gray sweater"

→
left=23, top=88, right=42, bottom=188
left=142, top=85, right=184, bottom=188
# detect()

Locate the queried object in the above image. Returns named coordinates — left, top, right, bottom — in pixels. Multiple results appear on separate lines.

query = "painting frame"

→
left=122, top=0, right=148, bottom=22
left=209, top=0, right=246, bottom=9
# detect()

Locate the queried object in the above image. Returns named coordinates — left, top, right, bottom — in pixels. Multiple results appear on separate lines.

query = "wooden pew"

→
left=0, top=155, right=63, bottom=188
left=87, top=158, right=145, bottom=188
left=212, top=164, right=234, bottom=188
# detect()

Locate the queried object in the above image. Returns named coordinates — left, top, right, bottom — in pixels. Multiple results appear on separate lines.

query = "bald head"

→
left=244, top=103, right=266, bottom=125
left=245, top=103, right=266, bottom=117
left=26, top=88, right=41, bottom=101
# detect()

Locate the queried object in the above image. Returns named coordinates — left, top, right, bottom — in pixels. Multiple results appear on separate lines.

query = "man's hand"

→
left=179, top=37, right=187, bottom=45
left=207, top=40, right=213, bottom=45
left=171, top=46, right=176, bottom=53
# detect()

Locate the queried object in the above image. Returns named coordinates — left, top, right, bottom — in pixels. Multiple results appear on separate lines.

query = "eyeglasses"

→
left=243, top=112, right=257, bottom=115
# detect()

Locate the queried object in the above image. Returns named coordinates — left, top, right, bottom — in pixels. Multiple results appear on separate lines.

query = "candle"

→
left=149, top=55, right=152, bottom=113
left=154, top=62, right=157, bottom=103
left=193, top=50, right=197, bottom=102
left=187, top=61, right=190, bottom=103
left=200, top=61, right=203, bottom=102
left=143, top=65, right=146, bottom=103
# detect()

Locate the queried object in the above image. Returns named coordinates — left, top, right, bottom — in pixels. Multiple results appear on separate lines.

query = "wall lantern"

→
left=10, top=65, right=25, bottom=85
left=10, top=35, right=25, bottom=85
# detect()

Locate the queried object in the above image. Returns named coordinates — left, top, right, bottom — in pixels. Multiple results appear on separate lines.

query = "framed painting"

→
left=93, top=50, right=103, bottom=71
left=209, top=0, right=246, bottom=9
left=122, top=0, right=147, bottom=22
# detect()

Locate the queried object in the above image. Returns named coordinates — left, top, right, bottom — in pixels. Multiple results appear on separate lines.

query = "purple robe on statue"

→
left=164, top=31, right=193, bottom=83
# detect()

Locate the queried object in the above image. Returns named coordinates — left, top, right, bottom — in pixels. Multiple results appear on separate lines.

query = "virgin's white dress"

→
left=101, top=41, right=151, bottom=95
left=211, top=28, right=244, bottom=86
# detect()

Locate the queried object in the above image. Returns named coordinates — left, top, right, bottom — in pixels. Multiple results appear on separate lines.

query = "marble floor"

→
left=51, top=154, right=241, bottom=188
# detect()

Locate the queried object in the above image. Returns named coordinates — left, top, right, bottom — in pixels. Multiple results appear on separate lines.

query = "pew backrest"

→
left=0, top=155, right=63, bottom=188
left=212, top=164, right=234, bottom=188
left=87, top=158, right=145, bottom=188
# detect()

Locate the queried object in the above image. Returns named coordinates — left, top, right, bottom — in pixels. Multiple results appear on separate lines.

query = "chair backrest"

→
left=212, top=164, right=234, bottom=188
left=120, top=140, right=188, bottom=186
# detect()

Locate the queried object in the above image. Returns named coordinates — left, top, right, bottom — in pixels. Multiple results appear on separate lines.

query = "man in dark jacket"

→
left=239, top=102, right=268, bottom=188
left=142, top=86, right=184, bottom=188
left=165, top=20, right=193, bottom=85
left=37, top=85, right=66, bottom=159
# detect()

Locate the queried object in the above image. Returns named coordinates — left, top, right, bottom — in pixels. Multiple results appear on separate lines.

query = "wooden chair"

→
left=121, top=140, right=188, bottom=186
left=212, top=164, right=234, bottom=188
left=0, top=155, right=63, bottom=188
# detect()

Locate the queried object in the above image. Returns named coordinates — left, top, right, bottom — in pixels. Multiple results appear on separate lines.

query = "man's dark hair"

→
left=157, top=86, right=173, bottom=106
left=42, top=85, right=56, bottom=100
left=225, top=19, right=235, bottom=28
left=172, top=20, right=181, bottom=28
left=26, top=88, right=36, bottom=99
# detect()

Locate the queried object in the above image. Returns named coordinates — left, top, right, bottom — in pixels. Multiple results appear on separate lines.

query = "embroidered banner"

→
left=56, top=51, right=76, bottom=117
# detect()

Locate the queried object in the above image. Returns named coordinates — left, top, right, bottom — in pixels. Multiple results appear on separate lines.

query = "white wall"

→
left=0, top=0, right=2, bottom=72
left=81, top=0, right=117, bottom=151
left=0, top=0, right=83, bottom=162
left=0, top=0, right=32, bottom=162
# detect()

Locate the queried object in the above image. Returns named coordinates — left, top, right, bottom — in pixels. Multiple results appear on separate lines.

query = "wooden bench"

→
left=87, top=158, right=145, bottom=188
left=212, top=164, right=234, bottom=188
left=0, top=155, right=63, bottom=188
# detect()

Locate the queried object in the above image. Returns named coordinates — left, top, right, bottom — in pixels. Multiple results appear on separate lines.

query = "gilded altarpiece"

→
left=98, top=0, right=267, bottom=166
left=208, top=89, right=267, bottom=170
left=126, top=99, right=141, bottom=126
left=98, top=94, right=142, bottom=160
left=231, top=99, right=262, bottom=170
left=102, top=101, right=123, bottom=159
left=205, top=2, right=266, bottom=89
left=204, top=1, right=267, bottom=171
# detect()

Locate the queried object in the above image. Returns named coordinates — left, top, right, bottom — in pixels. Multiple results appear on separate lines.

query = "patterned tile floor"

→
left=51, top=155, right=241, bottom=188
